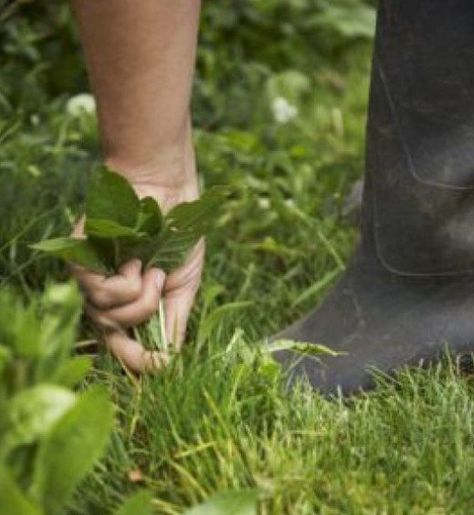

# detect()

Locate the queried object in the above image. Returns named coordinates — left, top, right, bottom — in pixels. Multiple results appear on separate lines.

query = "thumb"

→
left=104, top=329, right=169, bottom=372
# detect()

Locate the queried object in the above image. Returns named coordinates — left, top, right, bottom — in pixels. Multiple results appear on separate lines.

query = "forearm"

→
left=71, top=0, right=201, bottom=187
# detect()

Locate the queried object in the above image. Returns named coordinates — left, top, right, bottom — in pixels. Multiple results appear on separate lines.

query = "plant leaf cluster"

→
left=32, top=166, right=230, bottom=274
left=0, top=284, right=151, bottom=515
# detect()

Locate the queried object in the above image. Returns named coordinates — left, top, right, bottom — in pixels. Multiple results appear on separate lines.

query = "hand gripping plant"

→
left=33, top=166, right=230, bottom=353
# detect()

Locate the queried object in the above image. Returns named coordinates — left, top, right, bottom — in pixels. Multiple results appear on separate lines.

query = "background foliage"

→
left=2, top=1, right=474, bottom=514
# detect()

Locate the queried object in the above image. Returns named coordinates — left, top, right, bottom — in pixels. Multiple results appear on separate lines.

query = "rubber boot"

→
left=272, top=0, right=474, bottom=395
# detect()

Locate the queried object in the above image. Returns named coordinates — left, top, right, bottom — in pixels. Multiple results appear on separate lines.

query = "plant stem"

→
left=133, top=299, right=169, bottom=352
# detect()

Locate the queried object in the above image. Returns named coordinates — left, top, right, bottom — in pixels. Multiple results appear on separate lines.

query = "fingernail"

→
left=155, top=269, right=165, bottom=288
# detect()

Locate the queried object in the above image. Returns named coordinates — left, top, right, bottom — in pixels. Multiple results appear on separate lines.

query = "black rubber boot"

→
left=272, top=0, right=474, bottom=395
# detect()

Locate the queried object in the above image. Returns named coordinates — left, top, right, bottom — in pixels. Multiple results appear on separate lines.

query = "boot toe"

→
left=269, top=253, right=474, bottom=396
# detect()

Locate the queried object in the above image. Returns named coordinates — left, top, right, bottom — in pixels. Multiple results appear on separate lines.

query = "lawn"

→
left=1, top=1, right=474, bottom=514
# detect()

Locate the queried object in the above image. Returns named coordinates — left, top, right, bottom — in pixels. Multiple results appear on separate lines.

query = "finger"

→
left=164, top=284, right=198, bottom=349
left=103, top=329, right=169, bottom=372
left=87, top=268, right=165, bottom=328
left=164, top=242, right=204, bottom=348
left=74, top=259, right=143, bottom=309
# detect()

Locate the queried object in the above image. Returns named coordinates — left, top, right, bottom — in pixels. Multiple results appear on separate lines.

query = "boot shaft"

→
left=363, top=0, right=474, bottom=276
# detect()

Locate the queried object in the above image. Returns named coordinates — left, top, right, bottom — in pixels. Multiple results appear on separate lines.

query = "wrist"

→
left=104, top=126, right=198, bottom=212
left=132, top=176, right=199, bottom=214
left=104, top=119, right=196, bottom=194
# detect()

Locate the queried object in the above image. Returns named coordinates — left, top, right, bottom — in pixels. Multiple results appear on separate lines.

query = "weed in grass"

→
left=3, top=1, right=474, bottom=513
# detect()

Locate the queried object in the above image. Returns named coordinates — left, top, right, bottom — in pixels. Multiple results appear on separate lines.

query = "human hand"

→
left=72, top=177, right=204, bottom=372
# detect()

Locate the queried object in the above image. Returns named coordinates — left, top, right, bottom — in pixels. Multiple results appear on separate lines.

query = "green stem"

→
left=133, top=299, right=168, bottom=352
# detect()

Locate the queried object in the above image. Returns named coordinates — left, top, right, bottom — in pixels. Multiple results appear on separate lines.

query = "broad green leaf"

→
left=34, top=169, right=230, bottom=275
left=86, top=166, right=140, bottom=228
left=30, top=237, right=107, bottom=274
left=114, top=490, right=153, bottom=515
left=183, top=489, right=258, bottom=515
left=32, top=387, right=114, bottom=515
left=151, top=186, right=230, bottom=271
left=10, top=302, right=41, bottom=358
left=51, top=356, right=92, bottom=388
left=36, top=283, right=83, bottom=380
left=114, top=236, right=159, bottom=268
left=88, top=234, right=151, bottom=272
left=3, top=385, right=76, bottom=455
left=165, top=186, right=230, bottom=233
left=0, top=467, right=42, bottom=515
left=86, top=236, right=118, bottom=271
left=0, top=284, right=82, bottom=386
left=0, top=291, right=41, bottom=360
left=137, top=196, right=163, bottom=235
left=85, top=218, right=143, bottom=239
left=148, top=235, right=197, bottom=272
left=266, top=339, right=342, bottom=357
left=35, top=281, right=82, bottom=381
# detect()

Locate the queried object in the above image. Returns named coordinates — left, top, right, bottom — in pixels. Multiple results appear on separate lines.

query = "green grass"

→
left=74, top=357, right=474, bottom=514
left=2, top=3, right=474, bottom=513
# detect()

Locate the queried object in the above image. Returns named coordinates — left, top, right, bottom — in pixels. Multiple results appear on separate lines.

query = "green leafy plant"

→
left=32, top=166, right=230, bottom=350
left=0, top=283, right=152, bottom=515
left=32, top=166, right=230, bottom=275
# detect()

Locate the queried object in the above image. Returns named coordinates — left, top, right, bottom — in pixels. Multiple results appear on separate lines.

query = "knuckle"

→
left=90, top=289, right=112, bottom=308
left=88, top=310, right=109, bottom=328
left=129, top=280, right=142, bottom=299
left=104, top=315, right=124, bottom=329
left=111, top=311, right=136, bottom=329
left=144, top=298, right=159, bottom=318
left=86, top=310, right=100, bottom=324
